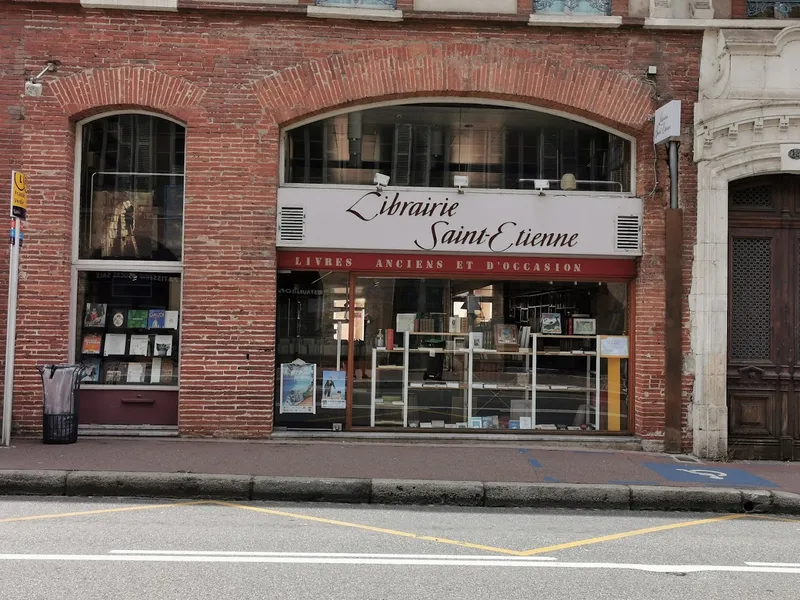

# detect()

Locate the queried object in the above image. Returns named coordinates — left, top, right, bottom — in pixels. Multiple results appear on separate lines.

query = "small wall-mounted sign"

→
left=653, top=100, right=681, bottom=145
left=788, top=148, right=800, bottom=160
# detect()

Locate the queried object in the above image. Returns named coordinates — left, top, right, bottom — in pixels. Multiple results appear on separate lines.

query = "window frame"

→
left=69, top=111, right=187, bottom=390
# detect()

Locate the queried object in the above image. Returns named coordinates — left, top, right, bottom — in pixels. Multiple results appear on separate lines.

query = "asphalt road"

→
left=1, top=497, right=799, bottom=600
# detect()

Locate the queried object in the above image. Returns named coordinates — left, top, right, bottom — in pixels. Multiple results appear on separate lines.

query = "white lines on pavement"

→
left=746, top=562, right=800, bottom=568
left=0, top=553, right=799, bottom=573
left=109, top=551, right=556, bottom=561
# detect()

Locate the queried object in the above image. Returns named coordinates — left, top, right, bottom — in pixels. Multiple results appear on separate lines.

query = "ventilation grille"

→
left=615, top=215, right=641, bottom=253
left=278, top=206, right=305, bottom=245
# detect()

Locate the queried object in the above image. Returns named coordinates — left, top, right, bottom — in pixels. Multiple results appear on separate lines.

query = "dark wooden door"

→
left=728, top=175, right=800, bottom=460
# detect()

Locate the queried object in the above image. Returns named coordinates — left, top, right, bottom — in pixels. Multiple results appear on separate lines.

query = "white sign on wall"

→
left=653, top=100, right=681, bottom=145
left=277, top=186, right=643, bottom=257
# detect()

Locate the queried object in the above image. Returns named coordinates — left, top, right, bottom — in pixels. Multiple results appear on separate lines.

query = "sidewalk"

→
left=1, top=437, right=799, bottom=513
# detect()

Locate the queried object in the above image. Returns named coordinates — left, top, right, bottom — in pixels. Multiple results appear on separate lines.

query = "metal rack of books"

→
left=466, top=326, right=534, bottom=429
left=369, top=330, right=472, bottom=428
left=531, top=333, right=600, bottom=431
left=79, top=303, right=179, bottom=387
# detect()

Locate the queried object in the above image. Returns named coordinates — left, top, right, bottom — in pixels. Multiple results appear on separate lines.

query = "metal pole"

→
left=669, top=141, right=679, bottom=209
left=2, top=217, right=22, bottom=447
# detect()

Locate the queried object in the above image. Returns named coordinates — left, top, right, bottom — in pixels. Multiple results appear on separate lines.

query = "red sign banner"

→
left=278, top=251, right=637, bottom=280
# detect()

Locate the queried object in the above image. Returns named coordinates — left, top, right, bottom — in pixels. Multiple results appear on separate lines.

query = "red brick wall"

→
left=5, top=6, right=701, bottom=446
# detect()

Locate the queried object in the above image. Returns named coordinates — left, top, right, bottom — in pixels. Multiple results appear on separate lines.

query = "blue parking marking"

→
left=528, top=458, right=542, bottom=468
left=543, top=476, right=560, bottom=483
left=643, top=463, right=779, bottom=487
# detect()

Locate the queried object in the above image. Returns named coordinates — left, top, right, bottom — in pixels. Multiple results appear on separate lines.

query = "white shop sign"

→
left=653, top=100, right=681, bottom=145
left=277, top=186, right=643, bottom=257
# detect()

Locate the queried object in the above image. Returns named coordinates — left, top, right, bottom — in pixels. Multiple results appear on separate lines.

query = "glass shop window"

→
left=78, top=114, right=185, bottom=261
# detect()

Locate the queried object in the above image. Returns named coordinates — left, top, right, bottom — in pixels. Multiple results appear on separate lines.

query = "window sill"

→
left=307, top=6, right=403, bottom=22
left=644, top=18, right=797, bottom=29
left=80, top=0, right=178, bottom=10
left=528, top=14, right=622, bottom=28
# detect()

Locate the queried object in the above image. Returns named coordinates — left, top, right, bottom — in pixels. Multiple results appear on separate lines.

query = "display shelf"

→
left=532, top=333, right=600, bottom=431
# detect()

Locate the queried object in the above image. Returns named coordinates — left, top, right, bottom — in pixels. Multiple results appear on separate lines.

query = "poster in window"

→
left=280, top=360, right=317, bottom=414
left=84, top=303, right=107, bottom=328
left=81, top=334, right=102, bottom=355
left=91, top=191, right=156, bottom=259
left=540, top=313, right=562, bottom=335
left=321, top=370, right=346, bottom=409
left=80, top=359, right=101, bottom=383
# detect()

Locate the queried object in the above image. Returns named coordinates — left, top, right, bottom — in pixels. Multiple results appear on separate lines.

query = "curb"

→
left=1, top=470, right=799, bottom=514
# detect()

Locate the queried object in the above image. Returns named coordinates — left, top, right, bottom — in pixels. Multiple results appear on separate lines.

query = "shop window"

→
left=75, top=271, right=181, bottom=386
left=746, top=1, right=800, bottom=17
left=73, top=113, right=185, bottom=406
left=533, top=0, right=611, bottom=15
left=275, top=272, right=352, bottom=429
left=78, top=114, right=185, bottom=261
left=351, top=277, right=628, bottom=432
left=285, top=103, right=630, bottom=192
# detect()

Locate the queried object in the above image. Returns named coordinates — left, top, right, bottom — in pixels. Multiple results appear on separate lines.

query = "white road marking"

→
left=109, top=550, right=556, bottom=561
left=746, top=562, right=800, bottom=568
left=0, top=553, right=798, bottom=573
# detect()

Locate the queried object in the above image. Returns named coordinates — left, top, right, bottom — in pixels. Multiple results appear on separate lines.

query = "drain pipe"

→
left=664, top=138, right=683, bottom=453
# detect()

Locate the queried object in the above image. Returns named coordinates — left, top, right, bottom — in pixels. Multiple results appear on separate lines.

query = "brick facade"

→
left=0, top=4, right=701, bottom=447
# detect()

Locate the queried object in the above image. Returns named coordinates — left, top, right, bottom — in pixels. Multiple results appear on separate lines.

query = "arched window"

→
left=73, top=113, right=185, bottom=402
left=285, top=103, right=631, bottom=192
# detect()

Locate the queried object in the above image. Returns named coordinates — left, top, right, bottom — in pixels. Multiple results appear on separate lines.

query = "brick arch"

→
left=254, top=43, right=655, bottom=134
left=51, top=66, right=206, bottom=122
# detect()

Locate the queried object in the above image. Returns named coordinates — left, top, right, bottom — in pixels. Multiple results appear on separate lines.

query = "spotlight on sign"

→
left=373, top=172, right=390, bottom=193
left=453, top=175, right=469, bottom=194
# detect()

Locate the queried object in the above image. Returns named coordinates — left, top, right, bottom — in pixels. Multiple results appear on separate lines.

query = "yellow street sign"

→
left=11, top=171, right=27, bottom=220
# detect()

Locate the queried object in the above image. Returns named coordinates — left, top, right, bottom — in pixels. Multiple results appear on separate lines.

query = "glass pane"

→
left=76, top=271, right=182, bottom=386
left=285, top=103, right=630, bottom=192
left=275, top=272, right=351, bottom=429
left=79, top=114, right=185, bottom=260
left=353, top=277, right=628, bottom=432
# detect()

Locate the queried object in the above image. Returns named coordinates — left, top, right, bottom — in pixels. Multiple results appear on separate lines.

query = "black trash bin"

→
left=37, top=364, right=85, bottom=444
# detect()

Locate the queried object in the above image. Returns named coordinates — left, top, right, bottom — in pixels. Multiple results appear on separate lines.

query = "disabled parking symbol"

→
left=643, top=463, right=778, bottom=487
left=675, top=468, right=727, bottom=481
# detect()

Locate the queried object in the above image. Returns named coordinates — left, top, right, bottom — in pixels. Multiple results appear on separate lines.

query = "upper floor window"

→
left=747, top=1, right=800, bottom=18
left=284, top=103, right=631, bottom=192
left=533, top=0, right=611, bottom=16
left=316, top=0, right=396, bottom=7
left=78, top=114, right=185, bottom=261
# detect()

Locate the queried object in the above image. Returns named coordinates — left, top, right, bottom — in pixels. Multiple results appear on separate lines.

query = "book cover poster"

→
left=160, top=359, right=175, bottom=385
left=129, top=335, right=150, bottom=356
left=540, top=313, right=562, bottom=335
left=321, top=370, right=346, bottom=409
left=81, top=334, right=102, bottom=355
left=154, top=335, right=173, bottom=357
left=103, top=361, right=124, bottom=384
left=280, top=361, right=316, bottom=414
left=150, top=357, right=162, bottom=384
left=164, top=311, right=179, bottom=329
left=126, top=362, right=145, bottom=383
left=108, top=307, right=127, bottom=330
left=127, top=310, right=149, bottom=329
left=84, top=303, right=107, bottom=328
left=148, top=309, right=166, bottom=329
left=103, top=333, right=127, bottom=356
left=81, top=359, right=101, bottom=383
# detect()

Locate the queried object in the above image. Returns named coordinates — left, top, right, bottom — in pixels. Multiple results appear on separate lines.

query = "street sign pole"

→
left=2, top=217, right=21, bottom=446
left=3, top=171, right=27, bottom=447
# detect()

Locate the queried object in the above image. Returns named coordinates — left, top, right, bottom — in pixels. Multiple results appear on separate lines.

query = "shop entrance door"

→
left=728, top=175, right=800, bottom=460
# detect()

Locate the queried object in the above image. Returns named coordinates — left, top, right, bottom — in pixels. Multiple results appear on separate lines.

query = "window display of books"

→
left=78, top=302, right=179, bottom=386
